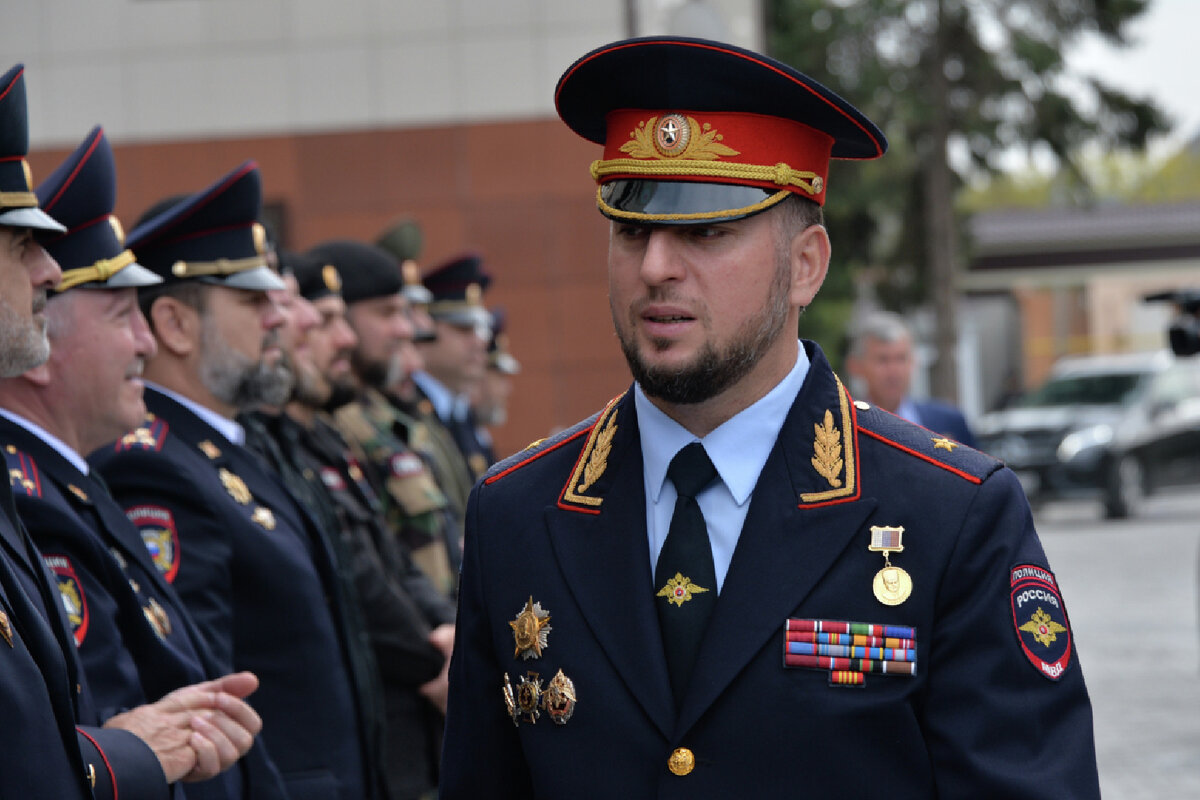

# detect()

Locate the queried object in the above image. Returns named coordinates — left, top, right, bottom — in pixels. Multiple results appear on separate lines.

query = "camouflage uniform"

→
left=335, top=387, right=461, bottom=597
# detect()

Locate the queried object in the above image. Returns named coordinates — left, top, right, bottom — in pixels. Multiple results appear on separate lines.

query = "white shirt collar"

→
left=636, top=342, right=810, bottom=506
left=145, top=382, right=245, bottom=446
left=0, top=408, right=90, bottom=475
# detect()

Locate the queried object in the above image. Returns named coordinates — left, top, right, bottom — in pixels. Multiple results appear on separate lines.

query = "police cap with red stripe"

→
left=554, top=37, right=887, bottom=223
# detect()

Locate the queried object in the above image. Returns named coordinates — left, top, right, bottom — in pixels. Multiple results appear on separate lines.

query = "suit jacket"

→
left=441, top=342, right=1099, bottom=798
left=90, top=388, right=370, bottom=800
left=1, top=417, right=289, bottom=800
left=0, top=459, right=167, bottom=800
left=912, top=398, right=978, bottom=449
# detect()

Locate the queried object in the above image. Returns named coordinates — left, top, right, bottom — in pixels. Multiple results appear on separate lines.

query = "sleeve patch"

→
left=126, top=505, right=180, bottom=583
left=1010, top=563, right=1073, bottom=681
left=42, top=554, right=89, bottom=646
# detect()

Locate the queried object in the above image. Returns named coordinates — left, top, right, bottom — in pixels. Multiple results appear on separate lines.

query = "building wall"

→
left=15, top=0, right=764, bottom=457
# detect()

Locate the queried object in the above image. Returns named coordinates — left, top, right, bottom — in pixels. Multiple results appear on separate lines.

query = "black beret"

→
left=306, top=240, right=402, bottom=305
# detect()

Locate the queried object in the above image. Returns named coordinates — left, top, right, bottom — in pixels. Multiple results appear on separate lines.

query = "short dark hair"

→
left=138, top=281, right=211, bottom=336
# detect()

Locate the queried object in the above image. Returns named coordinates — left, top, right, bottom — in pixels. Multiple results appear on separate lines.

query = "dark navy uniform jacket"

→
left=441, top=343, right=1100, bottom=799
left=0, top=463, right=167, bottom=800
left=0, top=416, right=289, bottom=800
left=91, top=388, right=369, bottom=800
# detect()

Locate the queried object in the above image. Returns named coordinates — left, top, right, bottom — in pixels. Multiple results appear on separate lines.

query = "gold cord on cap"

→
left=56, top=250, right=136, bottom=291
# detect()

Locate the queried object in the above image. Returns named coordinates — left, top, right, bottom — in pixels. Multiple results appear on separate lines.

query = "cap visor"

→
left=598, top=179, right=789, bottom=224
left=205, top=265, right=286, bottom=291
left=0, top=206, right=67, bottom=233
left=402, top=285, right=433, bottom=305
left=101, top=261, right=163, bottom=289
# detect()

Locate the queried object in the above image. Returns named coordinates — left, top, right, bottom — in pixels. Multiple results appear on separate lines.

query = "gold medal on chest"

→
left=869, top=525, right=912, bottom=606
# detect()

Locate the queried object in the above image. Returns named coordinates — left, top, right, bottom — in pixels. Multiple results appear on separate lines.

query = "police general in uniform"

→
left=440, top=38, right=1100, bottom=798
left=90, top=162, right=378, bottom=800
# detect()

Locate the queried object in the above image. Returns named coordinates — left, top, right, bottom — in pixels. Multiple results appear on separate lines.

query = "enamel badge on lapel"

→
left=510, top=597, right=551, bottom=659
left=219, top=468, right=251, bottom=504
left=515, top=671, right=544, bottom=724
left=869, top=526, right=912, bottom=606
left=542, top=668, right=577, bottom=725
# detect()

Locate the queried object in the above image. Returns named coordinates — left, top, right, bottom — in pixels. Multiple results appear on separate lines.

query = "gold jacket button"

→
left=668, top=747, right=695, bottom=776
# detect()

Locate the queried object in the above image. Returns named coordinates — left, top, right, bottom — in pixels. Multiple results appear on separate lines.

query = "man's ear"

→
left=788, top=224, right=831, bottom=309
left=148, top=296, right=199, bottom=357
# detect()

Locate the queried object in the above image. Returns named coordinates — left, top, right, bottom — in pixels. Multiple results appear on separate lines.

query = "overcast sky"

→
left=1066, top=0, right=1196, bottom=156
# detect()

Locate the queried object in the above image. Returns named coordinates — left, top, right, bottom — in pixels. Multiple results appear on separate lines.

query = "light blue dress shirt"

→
left=636, top=343, right=810, bottom=593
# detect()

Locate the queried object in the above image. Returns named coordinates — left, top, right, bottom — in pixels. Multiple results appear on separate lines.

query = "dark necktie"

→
left=654, top=442, right=718, bottom=705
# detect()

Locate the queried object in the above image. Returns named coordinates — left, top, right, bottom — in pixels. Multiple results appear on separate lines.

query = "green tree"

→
left=768, top=0, right=1170, bottom=400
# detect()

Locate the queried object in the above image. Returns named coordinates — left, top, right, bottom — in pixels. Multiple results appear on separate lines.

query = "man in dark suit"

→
left=90, top=162, right=381, bottom=800
left=0, top=124, right=285, bottom=800
left=441, top=38, right=1099, bottom=798
left=846, top=310, right=978, bottom=448
left=0, top=64, right=260, bottom=800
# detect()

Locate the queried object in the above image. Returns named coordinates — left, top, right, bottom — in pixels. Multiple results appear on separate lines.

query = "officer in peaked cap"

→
left=0, top=66, right=245, bottom=800
left=441, top=37, right=1100, bottom=799
left=1, top=124, right=283, bottom=799
left=91, top=163, right=384, bottom=799
left=414, top=252, right=494, bottom=481
left=0, top=65, right=65, bottom=235
left=316, top=240, right=467, bottom=600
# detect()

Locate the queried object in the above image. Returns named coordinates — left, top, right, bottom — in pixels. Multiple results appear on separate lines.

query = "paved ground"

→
left=1035, top=489, right=1200, bottom=798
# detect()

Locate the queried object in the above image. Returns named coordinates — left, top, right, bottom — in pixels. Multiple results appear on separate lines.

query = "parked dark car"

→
left=975, top=351, right=1172, bottom=509
left=1101, top=355, right=1200, bottom=517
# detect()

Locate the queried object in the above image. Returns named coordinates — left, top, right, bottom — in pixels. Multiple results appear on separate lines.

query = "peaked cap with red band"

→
left=0, top=64, right=66, bottom=233
left=126, top=161, right=283, bottom=291
left=554, top=37, right=887, bottom=222
left=36, top=126, right=161, bottom=292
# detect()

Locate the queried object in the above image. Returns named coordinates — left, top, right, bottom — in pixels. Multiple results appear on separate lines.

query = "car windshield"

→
left=1019, top=372, right=1146, bottom=407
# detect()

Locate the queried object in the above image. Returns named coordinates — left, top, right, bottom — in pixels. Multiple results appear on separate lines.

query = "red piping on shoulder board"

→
left=484, top=427, right=592, bottom=486
left=858, top=427, right=982, bottom=485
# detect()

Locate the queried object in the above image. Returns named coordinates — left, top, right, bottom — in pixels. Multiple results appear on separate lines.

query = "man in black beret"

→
left=441, top=37, right=1099, bottom=798
left=317, top=240, right=465, bottom=599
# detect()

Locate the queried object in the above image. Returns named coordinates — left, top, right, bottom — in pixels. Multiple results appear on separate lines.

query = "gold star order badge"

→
left=1020, top=607, right=1067, bottom=648
left=509, top=597, right=552, bottom=660
left=657, top=572, right=709, bottom=608
left=932, top=437, right=958, bottom=451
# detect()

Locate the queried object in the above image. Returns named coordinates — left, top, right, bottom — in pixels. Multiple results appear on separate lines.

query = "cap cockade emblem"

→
left=622, top=115, right=740, bottom=161
left=510, top=596, right=552, bottom=660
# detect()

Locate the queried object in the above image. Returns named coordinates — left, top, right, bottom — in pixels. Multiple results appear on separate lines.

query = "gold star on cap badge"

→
left=510, top=597, right=552, bottom=660
left=932, top=437, right=958, bottom=451
left=656, top=572, right=710, bottom=607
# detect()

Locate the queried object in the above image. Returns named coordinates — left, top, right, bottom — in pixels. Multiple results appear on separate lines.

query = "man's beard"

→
left=351, top=348, right=389, bottom=391
left=613, top=250, right=792, bottom=406
left=0, top=293, right=50, bottom=378
left=199, top=321, right=293, bottom=409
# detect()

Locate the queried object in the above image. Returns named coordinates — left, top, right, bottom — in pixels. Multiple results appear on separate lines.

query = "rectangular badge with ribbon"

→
left=783, top=618, right=918, bottom=687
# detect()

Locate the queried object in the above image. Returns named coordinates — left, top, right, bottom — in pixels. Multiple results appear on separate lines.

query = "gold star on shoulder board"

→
left=932, top=437, right=958, bottom=451
left=510, top=597, right=552, bottom=660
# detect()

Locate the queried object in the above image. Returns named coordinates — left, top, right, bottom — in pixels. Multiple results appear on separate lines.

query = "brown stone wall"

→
left=29, top=118, right=631, bottom=459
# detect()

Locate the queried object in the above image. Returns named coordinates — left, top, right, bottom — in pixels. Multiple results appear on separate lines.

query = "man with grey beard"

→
left=90, top=162, right=385, bottom=800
